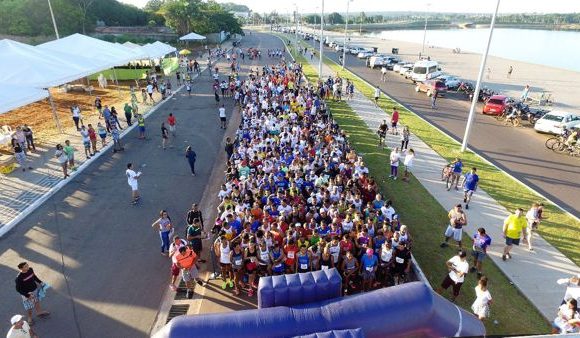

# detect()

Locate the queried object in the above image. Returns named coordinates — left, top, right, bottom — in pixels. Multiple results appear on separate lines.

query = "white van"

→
left=534, top=111, right=580, bottom=134
left=411, top=60, right=442, bottom=82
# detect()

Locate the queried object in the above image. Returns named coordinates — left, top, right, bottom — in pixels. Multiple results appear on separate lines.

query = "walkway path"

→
left=294, top=37, right=579, bottom=321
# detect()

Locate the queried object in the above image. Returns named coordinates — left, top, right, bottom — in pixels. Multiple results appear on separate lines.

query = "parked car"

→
left=482, top=95, right=510, bottom=115
left=385, top=58, right=401, bottom=70
left=358, top=51, right=375, bottom=58
left=415, top=80, right=447, bottom=96
left=349, top=47, right=365, bottom=55
left=399, top=63, right=414, bottom=76
left=436, top=74, right=461, bottom=90
left=534, top=111, right=580, bottom=134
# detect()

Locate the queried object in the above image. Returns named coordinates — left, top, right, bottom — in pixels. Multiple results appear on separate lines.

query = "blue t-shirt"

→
left=229, top=220, right=242, bottom=235
left=361, top=254, right=378, bottom=269
left=464, top=172, right=479, bottom=191
left=453, top=161, right=463, bottom=174
left=473, top=233, right=492, bottom=252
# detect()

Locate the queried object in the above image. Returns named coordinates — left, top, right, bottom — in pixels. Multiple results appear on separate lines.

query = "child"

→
left=63, top=140, right=76, bottom=170
left=79, top=125, right=92, bottom=159
left=97, top=122, right=107, bottom=148
left=87, top=124, right=98, bottom=155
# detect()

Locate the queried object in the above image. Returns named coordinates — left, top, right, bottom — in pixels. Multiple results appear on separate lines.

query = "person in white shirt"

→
left=6, top=314, right=37, bottom=338
left=374, top=85, right=381, bottom=106
left=524, top=202, right=540, bottom=251
left=389, top=147, right=401, bottom=180
left=438, top=250, right=469, bottom=302
left=403, top=149, right=415, bottom=182
left=471, top=276, right=493, bottom=320
left=381, top=67, right=388, bottom=82
left=125, top=162, right=142, bottom=204
left=146, top=83, right=155, bottom=103
left=218, top=104, right=227, bottom=129
left=557, top=274, right=580, bottom=304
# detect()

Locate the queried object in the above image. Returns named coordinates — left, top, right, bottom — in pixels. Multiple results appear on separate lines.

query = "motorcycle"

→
left=457, top=82, right=474, bottom=100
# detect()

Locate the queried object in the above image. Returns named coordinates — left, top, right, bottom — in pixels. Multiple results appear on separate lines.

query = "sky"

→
left=119, top=0, right=580, bottom=14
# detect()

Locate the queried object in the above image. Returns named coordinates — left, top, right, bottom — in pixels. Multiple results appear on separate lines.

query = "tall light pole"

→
left=421, top=3, right=431, bottom=56
left=294, top=4, right=299, bottom=52
left=461, top=0, right=501, bottom=152
left=318, top=0, right=324, bottom=79
left=47, top=0, right=60, bottom=39
left=341, top=0, right=352, bottom=69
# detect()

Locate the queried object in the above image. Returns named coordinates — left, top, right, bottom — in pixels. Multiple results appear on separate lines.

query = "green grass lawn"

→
left=88, top=68, right=148, bottom=81
left=277, top=32, right=552, bottom=335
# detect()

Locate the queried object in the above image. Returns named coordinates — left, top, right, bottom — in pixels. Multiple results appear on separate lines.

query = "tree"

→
left=327, top=12, right=344, bottom=25
left=145, top=0, right=165, bottom=12
left=75, top=0, right=96, bottom=34
left=304, top=14, right=321, bottom=25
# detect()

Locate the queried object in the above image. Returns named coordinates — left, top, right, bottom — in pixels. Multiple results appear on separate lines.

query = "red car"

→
left=482, top=95, right=509, bottom=115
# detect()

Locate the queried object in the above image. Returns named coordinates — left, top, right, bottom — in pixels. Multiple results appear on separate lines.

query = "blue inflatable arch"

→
left=154, top=281, right=485, bottom=338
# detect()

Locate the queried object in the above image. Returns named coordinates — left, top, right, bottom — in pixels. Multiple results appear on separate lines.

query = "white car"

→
left=349, top=47, right=364, bottom=55
left=358, top=51, right=374, bottom=58
left=534, top=111, right=580, bottom=134
left=436, top=74, right=461, bottom=90
left=398, top=63, right=414, bottom=75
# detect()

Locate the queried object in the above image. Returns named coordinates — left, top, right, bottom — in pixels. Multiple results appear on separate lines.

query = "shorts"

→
left=83, top=140, right=90, bottom=148
left=440, top=275, right=463, bottom=297
left=139, top=126, right=145, bottom=133
left=171, top=263, right=180, bottom=277
left=182, top=265, right=199, bottom=282
left=99, top=133, right=107, bottom=140
left=464, top=189, right=475, bottom=196
left=220, top=117, right=226, bottom=122
left=391, top=121, right=398, bottom=128
left=444, top=225, right=463, bottom=242
left=169, top=125, right=176, bottom=132
left=246, top=262, right=257, bottom=272
left=220, top=262, right=232, bottom=270
left=362, top=269, right=376, bottom=281
left=505, top=237, right=520, bottom=246
left=21, top=293, right=38, bottom=311
left=129, top=182, right=138, bottom=191
left=472, top=249, right=487, bottom=262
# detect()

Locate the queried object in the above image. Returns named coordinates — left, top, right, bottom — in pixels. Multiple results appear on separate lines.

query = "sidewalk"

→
left=0, top=50, right=219, bottom=235
left=299, top=45, right=579, bottom=320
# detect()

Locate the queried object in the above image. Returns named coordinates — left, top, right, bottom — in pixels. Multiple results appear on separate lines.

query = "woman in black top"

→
left=15, top=262, right=49, bottom=324
left=161, top=122, right=169, bottom=150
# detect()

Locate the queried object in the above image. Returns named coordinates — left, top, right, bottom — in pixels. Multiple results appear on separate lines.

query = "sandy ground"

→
left=307, top=27, right=580, bottom=114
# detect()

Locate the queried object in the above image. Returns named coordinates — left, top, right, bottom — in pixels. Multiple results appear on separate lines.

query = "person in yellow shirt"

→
left=502, top=208, right=527, bottom=261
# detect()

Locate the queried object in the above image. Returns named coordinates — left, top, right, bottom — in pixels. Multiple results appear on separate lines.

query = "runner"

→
left=167, top=113, right=176, bottom=137
left=174, top=246, right=198, bottom=299
left=470, top=227, right=492, bottom=278
left=441, top=204, right=467, bottom=249
left=218, top=104, right=227, bottom=129
left=360, top=248, right=379, bottom=292
left=471, top=276, right=493, bottom=321
left=502, top=208, right=527, bottom=261
left=15, top=262, right=50, bottom=325
left=462, top=167, right=479, bottom=210
left=152, top=210, right=174, bottom=255
left=125, top=163, right=142, bottom=204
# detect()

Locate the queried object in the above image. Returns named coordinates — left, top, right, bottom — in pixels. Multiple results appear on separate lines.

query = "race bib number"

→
left=275, top=263, right=282, bottom=269
left=287, top=252, right=295, bottom=259
left=235, top=259, right=242, bottom=266
left=395, top=257, right=405, bottom=264
left=321, top=265, right=329, bottom=270
left=366, top=266, right=373, bottom=272
left=300, top=263, right=308, bottom=270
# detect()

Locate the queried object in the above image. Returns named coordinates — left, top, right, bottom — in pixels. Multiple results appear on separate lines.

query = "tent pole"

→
left=86, top=77, right=92, bottom=98
left=47, top=90, right=63, bottom=134
left=112, top=68, right=121, bottom=99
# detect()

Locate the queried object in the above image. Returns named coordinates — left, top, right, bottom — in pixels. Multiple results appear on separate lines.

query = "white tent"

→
left=151, top=41, right=176, bottom=55
left=0, top=86, right=48, bottom=115
left=179, top=32, right=206, bottom=41
left=0, top=39, right=101, bottom=88
left=38, top=34, right=148, bottom=70
left=123, top=41, right=142, bottom=49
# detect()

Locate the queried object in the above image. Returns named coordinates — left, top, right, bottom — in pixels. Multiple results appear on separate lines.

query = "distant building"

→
left=93, top=26, right=177, bottom=41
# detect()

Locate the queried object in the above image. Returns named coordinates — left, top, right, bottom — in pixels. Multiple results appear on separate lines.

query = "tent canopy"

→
left=0, top=39, right=100, bottom=88
left=179, top=32, right=206, bottom=41
left=151, top=41, right=176, bottom=55
left=0, top=85, right=48, bottom=115
left=38, top=34, right=148, bottom=70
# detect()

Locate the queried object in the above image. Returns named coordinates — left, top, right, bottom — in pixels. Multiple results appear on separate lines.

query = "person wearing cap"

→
left=438, top=250, right=470, bottom=302
left=360, top=248, right=379, bottom=292
left=471, top=228, right=492, bottom=278
left=15, top=262, right=49, bottom=325
left=440, top=204, right=467, bottom=249
left=557, top=274, right=580, bottom=305
left=6, top=314, right=37, bottom=338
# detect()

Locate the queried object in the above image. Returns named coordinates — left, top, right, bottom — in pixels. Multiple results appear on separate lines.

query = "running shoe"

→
left=227, top=278, right=234, bottom=288
left=221, top=280, right=227, bottom=289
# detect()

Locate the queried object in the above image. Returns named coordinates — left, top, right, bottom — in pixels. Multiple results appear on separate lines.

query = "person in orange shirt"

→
left=284, top=239, right=298, bottom=274
left=174, top=246, right=198, bottom=299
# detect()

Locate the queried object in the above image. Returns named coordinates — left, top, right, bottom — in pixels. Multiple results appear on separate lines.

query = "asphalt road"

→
left=304, top=39, right=580, bottom=218
left=0, top=33, right=269, bottom=338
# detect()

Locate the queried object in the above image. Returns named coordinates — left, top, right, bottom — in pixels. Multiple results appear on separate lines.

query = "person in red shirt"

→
left=284, top=239, right=298, bottom=273
left=391, top=107, right=400, bottom=134
left=167, top=113, right=176, bottom=137
left=87, top=124, right=98, bottom=156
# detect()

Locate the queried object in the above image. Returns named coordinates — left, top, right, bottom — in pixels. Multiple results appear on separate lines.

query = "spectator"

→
left=6, top=314, right=38, bottom=338
left=502, top=208, right=527, bottom=261
left=557, top=274, right=580, bottom=305
left=438, top=250, right=469, bottom=302
left=471, top=276, right=493, bottom=321
left=55, top=144, right=69, bottom=179
left=552, top=299, right=580, bottom=334
left=21, top=125, right=35, bottom=152
left=441, top=204, right=467, bottom=249
left=15, top=262, right=50, bottom=325
left=470, top=227, right=491, bottom=278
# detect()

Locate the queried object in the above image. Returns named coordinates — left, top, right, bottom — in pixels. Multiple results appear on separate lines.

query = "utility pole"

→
left=318, top=0, right=324, bottom=79
left=461, top=0, right=501, bottom=152
left=342, top=0, right=352, bottom=69
left=47, top=0, right=60, bottom=39
left=421, top=3, right=431, bottom=56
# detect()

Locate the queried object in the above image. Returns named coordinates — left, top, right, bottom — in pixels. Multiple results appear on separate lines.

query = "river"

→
left=366, top=28, right=580, bottom=72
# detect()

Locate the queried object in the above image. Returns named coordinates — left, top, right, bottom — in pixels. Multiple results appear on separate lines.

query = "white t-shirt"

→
left=403, top=154, right=414, bottom=167
left=126, top=169, right=140, bottom=187
left=448, top=256, right=469, bottom=283
left=146, top=84, right=153, bottom=94
left=390, top=152, right=401, bottom=167
left=6, top=321, right=32, bottom=338
left=219, top=107, right=226, bottom=118
left=374, top=88, right=380, bottom=97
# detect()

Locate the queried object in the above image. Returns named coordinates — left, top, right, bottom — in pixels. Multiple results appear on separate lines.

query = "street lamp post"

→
left=47, top=0, right=60, bottom=39
left=421, top=3, right=431, bottom=56
left=341, top=0, right=352, bottom=69
left=461, top=0, right=501, bottom=152
left=318, top=0, right=324, bottom=79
